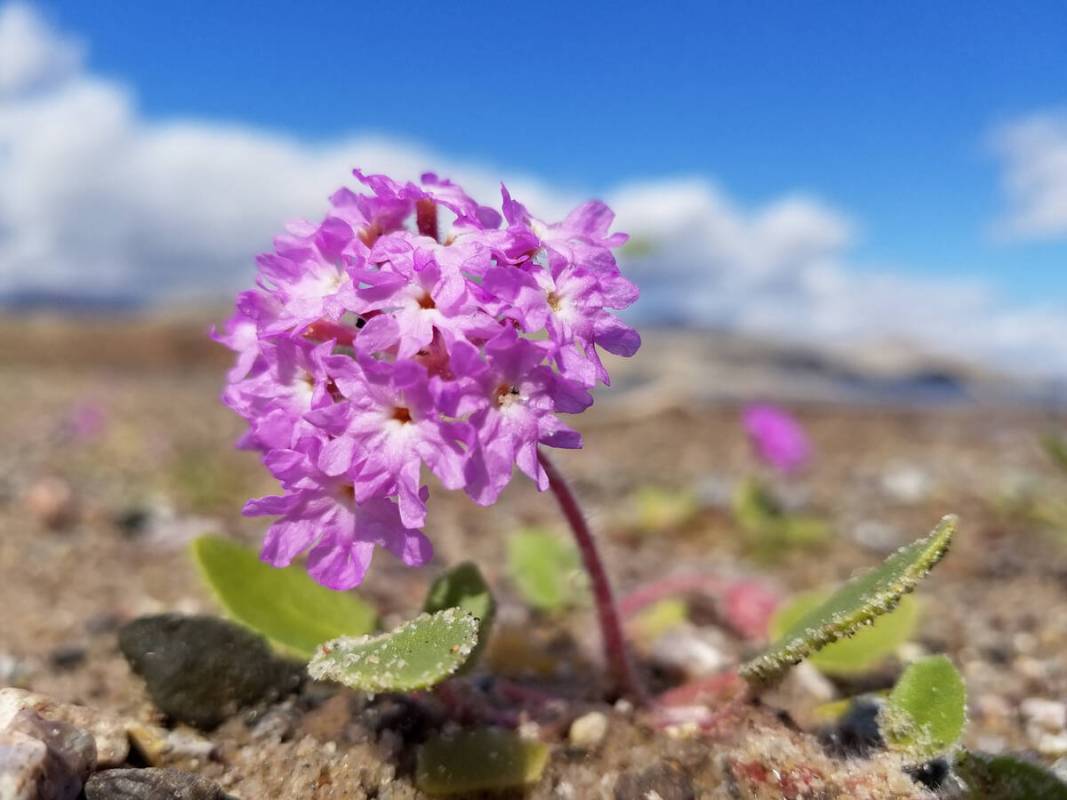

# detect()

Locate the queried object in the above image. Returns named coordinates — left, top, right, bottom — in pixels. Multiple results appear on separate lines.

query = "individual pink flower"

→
left=742, top=404, right=812, bottom=474
left=244, top=438, right=432, bottom=590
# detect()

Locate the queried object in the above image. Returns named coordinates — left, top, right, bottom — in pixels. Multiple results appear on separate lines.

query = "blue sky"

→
left=37, top=0, right=1067, bottom=303
left=3, top=2, right=1067, bottom=371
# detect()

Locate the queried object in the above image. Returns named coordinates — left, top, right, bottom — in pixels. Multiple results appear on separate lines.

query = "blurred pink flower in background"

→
left=742, top=404, right=811, bottom=474
left=62, top=401, right=108, bottom=443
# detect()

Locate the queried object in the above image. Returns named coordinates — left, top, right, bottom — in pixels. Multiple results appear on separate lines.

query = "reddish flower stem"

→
left=537, top=449, right=647, bottom=703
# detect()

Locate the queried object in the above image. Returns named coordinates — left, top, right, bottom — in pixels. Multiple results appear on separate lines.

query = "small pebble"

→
left=614, top=761, right=695, bottom=800
left=0, top=688, right=129, bottom=767
left=1021, top=698, right=1067, bottom=731
left=24, top=477, right=76, bottom=529
left=126, top=722, right=215, bottom=766
left=648, top=625, right=729, bottom=678
left=568, top=711, right=609, bottom=749
left=84, top=767, right=234, bottom=800
left=48, top=645, right=87, bottom=672
left=2, top=708, right=95, bottom=800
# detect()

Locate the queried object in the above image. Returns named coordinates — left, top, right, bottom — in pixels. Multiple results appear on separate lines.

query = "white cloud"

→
left=991, top=111, right=1067, bottom=240
left=1, top=2, right=1066, bottom=375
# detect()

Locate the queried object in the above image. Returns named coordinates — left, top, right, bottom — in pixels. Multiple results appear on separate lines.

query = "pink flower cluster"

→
left=217, top=170, right=640, bottom=589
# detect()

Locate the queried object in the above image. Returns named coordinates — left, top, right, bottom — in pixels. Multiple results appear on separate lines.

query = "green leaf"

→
left=880, top=655, right=967, bottom=760
left=415, top=728, right=550, bottom=796
left=733, top=478, right=782, bottom=531
left=1043, top=434, right=1067, bottom=474
left=732, top=478, right=830, bottom=561
left=628, top=598, right=689, bottom=643
left=423, top=562, right=495, bottom=672
left=506, top=528, right=584, bottom=612
left=740, top=514, right=957, bottom=686
left=955, top=751, right=1067, bottom=799
left=634, top=485, right=698, bottom=532
left=307, top=608, right=479, bottom=693
left=191, top=535, right=376, bottom=658
left=769, top=592, right=919, bottom=676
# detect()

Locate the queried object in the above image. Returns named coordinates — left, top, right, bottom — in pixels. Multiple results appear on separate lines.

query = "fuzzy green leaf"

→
left=955, top=751, right=1067, bottom=799
left=740, top=514, right=957, bottom=686
left=881, top=655, right=966, bottom=759
left=507, top=528, right=584, bottom=612
left=423, top=562, right=495, bottom=672
left=769, top=592, right=919, bottom=676
left=191, top=535, right=376, bottom=658
left=308, top=609, right=479, bottom=692
left=416, top=728, right=550, bottom=796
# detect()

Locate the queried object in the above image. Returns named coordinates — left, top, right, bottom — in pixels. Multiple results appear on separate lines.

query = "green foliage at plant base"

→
left=740, top=514, right=957, bottom=686
left=308, top=609, right=479, bottom=693
left=769, top=592, right=919, bottom=676
left=880, top=655, right=967, bottom=760
left=415, top=728, right=550, bottom=796
left=732, top=478, right=830, bottom=561
left=955, top=751, right=1067, bottom=799
left=191, top=535, right=377, bottom=658
left=506, top=528, right=585, bottom=612
left=1043, top=434, right=1067, bottom=475
left=633, top=485, right=699, bottom=532
left=423, top=561, right=495, bottom=672
left=627, top=598, right=689, bottom=643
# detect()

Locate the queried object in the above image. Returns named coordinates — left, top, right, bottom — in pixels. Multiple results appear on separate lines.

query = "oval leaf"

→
left=192, top=535, right=376, bottom=658
left=416, top=728, right=549, bottom=796
left=507, top=528, right=584, bottom=612
left=956, top=751, right=1067, bottom=799
left=741, top=514, right=957, bottom=686
left=423, top=562, right=496, bottom=672
left=769, top=592, right=919, bottom=676
left=308, top=608, right=479, bottom=693
left=881, top=655, right=966, bottom=760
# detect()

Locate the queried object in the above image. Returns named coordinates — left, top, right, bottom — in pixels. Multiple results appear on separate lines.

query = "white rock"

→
left=568, top=711, right=609, bottom=749
left=0, top=688, right=128, bottom=767
left=1036, top=733, right=1067, bottom=757
left=649, top=625, right=729, bottom=678
left=880, top=466, right=931, bottom=503
left=0, top=728, right=48, bottom=800
left=126, top=722, right=215, bottom=766
left=1021, top=697, right=1067, bottom=732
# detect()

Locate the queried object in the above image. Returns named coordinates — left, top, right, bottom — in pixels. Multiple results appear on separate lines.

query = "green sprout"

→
left=192, top=534, right=376, bottom=658
left=880, top=655, right=967, bottom=760
left=506, top=527, right=586, bottom=612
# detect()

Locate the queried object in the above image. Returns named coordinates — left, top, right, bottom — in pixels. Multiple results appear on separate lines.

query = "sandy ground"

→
left=2, top=319, right=1067, bottom=797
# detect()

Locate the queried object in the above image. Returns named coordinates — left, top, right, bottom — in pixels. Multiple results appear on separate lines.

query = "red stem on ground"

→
left=537, top=449, right=647, bottom=704
left=618, top=573, right=728, bottom=618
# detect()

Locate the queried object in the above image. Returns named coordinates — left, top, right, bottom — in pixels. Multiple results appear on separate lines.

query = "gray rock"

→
left=1, top=709, right=95, bottom=800
left=614, top=761, right=695, bottom=800
left=118, top=614, right=302, bottom=729
left=0, top=688, right=128, bottom=767
left=84, top=768, right=234, bottom=800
